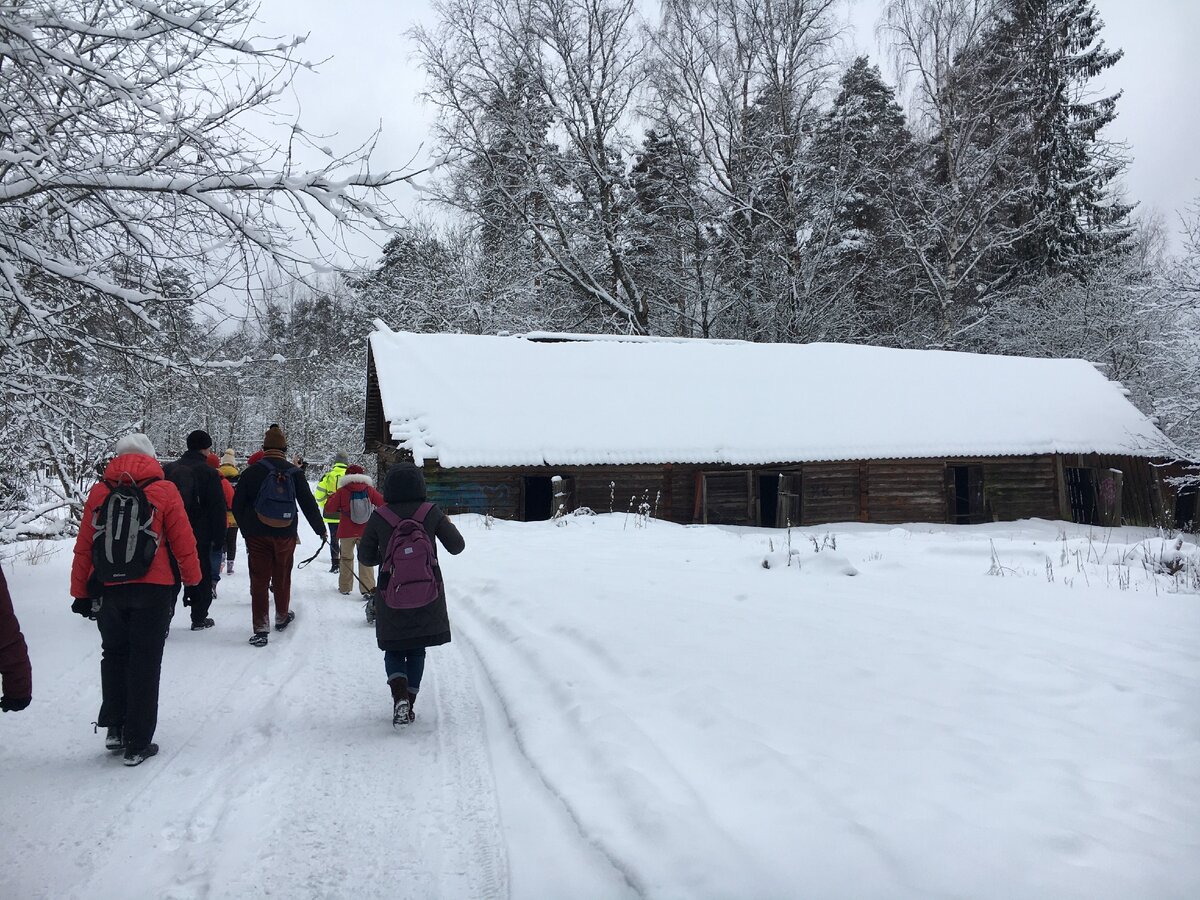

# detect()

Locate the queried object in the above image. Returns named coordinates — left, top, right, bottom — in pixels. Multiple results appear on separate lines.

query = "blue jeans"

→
left=384, top=649, right=426, bottom=691
left=209, top=546, right=223, bottom=585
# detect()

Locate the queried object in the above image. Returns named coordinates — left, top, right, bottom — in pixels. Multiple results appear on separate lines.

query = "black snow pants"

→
left=179, top=543, right=214, bottom=625
left=96, top=585, right=173, bottom=752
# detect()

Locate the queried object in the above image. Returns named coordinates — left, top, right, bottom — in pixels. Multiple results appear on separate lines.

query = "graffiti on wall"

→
left=427, top=481, right=515, bottom=515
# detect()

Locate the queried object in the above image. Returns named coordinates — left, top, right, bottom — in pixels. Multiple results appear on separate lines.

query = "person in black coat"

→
left=163, top=429, right=229, bottom=630
left=358, top=462, right=464, bottom=726
left=0, top=562, right=32, bottom=713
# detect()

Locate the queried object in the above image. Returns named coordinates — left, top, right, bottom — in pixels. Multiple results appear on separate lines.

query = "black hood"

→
left=384, top=463, right=427, bottom=503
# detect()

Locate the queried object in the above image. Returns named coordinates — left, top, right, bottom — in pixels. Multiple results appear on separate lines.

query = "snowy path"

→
left=1, top=551, right=600, bottom=900
left=3, top=518, right=1200, bottom=899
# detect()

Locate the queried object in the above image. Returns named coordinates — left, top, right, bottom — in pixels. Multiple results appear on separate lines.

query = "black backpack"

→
left=165, top=461, right=202, bottom=522
left=91, top=476, right=161, bottom=583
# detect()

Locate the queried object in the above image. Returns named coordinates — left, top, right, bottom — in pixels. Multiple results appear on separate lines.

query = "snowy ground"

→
left=2, top=516, right=1198, bottom=899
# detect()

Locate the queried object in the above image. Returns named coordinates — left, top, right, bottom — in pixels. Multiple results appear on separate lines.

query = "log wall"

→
left=371, top=449, right=1171, bottom=528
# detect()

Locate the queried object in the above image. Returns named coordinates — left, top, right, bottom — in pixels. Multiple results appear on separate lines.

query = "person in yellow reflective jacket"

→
left=315, top=452, right=349, bottom=572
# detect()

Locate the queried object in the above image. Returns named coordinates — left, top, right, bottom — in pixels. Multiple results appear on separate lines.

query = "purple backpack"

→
left=376, top=503, right=439, bottom=609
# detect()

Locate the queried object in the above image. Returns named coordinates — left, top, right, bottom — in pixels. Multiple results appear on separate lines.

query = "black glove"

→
left=1, top=695, right=31, bottom=712
left=71, top=598, right=98, bottom=620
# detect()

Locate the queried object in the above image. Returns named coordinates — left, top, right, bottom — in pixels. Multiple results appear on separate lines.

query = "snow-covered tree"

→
left=414, top=0, right=651, bottom=333
left=805, top=57, right=922, bottom=342
left=976, top=0, right=1133, bottom=279
left=881, top=0, right=1042, bottom=337
left=627, top=129, right=715, bottom=336
left=650, top=0, right=841, bottom=341
left=0, top=0, right=407, bottom=534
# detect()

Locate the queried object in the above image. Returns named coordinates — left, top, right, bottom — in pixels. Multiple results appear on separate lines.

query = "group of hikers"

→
left=0, top=423, right=465, bottom=767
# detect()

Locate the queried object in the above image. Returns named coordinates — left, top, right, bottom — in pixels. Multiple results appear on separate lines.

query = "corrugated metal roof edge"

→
left=406, top=447, right=1180, bottom=468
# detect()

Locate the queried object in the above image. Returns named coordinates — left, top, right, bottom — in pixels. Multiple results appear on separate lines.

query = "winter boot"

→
left=191, top=618, right=215, bottom=631
left=123, top=743, right=159, bottom=767
left=390, top=676, right=411, bottom=727
left=407, top=690, right=418, bottom=723
left=274, top=610, right=296, bottom=632
left=248, top=631, right=268, bottom=648
left=105, top=726, right=124, bottom=752
left=329, top=560, right=340, bottom=574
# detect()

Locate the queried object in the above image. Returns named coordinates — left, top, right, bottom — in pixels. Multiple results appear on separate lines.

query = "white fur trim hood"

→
left=337, top=473, right=374, bottom=490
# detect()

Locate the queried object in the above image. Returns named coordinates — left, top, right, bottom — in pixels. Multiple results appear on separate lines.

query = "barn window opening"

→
left=758, top=475, right=779, bottom=528
left=1065, top=467, right=1099, bottom=525
left=523, top=476, right=554, bottom=522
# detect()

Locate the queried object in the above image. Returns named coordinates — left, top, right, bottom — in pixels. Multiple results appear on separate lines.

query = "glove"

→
left=71, top=598, right=99, bottom=620
left=1, top=695, right=31, bottom=712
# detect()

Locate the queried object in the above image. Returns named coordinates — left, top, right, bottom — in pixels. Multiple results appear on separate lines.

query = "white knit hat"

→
left=220, top=448, right=236, bottom=467
left=113, top=433, right=156, bottom=457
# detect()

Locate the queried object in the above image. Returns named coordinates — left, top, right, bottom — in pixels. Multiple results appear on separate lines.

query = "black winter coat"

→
left=0, top=563, right=32, bottom=706
left=231, top=454, right=325, bottom=540
left=359, top=464, right=465, bottom=651
left=163, top=450, right=228, bottom=550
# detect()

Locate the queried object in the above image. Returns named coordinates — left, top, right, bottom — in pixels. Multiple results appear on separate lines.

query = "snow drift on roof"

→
left=368, top=325, right=1177, bottom=468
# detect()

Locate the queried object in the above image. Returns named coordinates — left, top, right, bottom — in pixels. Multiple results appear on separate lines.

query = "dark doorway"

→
left=1065, top=467, right=1099, bottom=525
left=758, top=475, right=779, bottom=527
left=946, top=465, right=985, bottom=524
left=1176, top=484, right=1198, bottom=533
left=522, top=476, right=554, bottom=521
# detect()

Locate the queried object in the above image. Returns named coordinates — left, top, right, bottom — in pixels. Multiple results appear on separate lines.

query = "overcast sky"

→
left=254, top=0, right=1200, bottom=267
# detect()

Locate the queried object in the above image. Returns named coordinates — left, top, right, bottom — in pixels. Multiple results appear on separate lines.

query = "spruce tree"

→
left=808, top=57, right=918, bottom=341
left=629, top=129, right=707, bottom=336
left=983, top=0, right=1133, bottom=278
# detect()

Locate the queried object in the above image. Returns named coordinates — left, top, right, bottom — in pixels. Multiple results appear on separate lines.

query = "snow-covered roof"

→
left=368, top=324, right=1178, bottom=468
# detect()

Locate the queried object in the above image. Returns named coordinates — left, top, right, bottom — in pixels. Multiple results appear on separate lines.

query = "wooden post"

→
left=859, top=461, right=869, bottom=522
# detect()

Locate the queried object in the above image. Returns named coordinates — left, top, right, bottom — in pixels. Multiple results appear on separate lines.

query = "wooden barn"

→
left=364, top=325, right=1188, bottom=529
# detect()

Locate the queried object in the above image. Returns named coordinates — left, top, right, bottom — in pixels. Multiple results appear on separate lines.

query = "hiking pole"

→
left=297, top=536, right=328, bottom=569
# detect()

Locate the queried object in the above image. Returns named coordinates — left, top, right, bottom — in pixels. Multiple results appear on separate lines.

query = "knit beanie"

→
left=346, top=464, right=365, bottom=475
left=220, top=449, right=236, bottom=467
left=263, top=424, right=287, bottom=451
left=206, top=452, right=220, bottom=469
left=383, top=462, right=427, bottom=503
left=334, top=450, right=349, bottom=464
left=186, top=429, right=213, bottom=452
left=113, top=433, right=156, bottom=458
left=247, top=450, right=265, bottom=466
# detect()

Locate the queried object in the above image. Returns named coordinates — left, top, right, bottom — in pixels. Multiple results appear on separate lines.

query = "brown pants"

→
left=246, top=535, right=299, bottom=633
left=338, top=537, right=376, bottom=594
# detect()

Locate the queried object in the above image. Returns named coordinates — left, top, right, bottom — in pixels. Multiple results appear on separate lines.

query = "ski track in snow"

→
left=1, top=552, right=516, bottom=900
left=4, top=518, right=1199, bottom=899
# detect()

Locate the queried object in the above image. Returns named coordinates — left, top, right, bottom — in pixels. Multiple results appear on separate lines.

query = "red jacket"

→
left=219, top=475, right=234, bottom=524
left=0, top=562, right=32, bottom=703
left=322, top=476, right=384, bottom=540
left=71, top=453, right=202, bottom=598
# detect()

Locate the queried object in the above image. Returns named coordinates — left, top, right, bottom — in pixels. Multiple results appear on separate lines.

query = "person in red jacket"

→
left=321, top=465, right=384, bottom=597
left=0, top=562, right=32, bottom=714
left=71, top=433, right=201, bottom=766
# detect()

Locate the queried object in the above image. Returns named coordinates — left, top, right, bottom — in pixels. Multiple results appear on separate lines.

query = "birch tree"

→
left=650, top=0, right=841, bottom=341
left=880, top=0, right=1038, bottom=336
left=414, top=0, right=651, bottom=333
left=0, top=0, right=408, bottom=534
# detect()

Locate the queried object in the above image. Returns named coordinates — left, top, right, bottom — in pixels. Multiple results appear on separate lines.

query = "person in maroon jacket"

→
left=0, top=561, right=32, bottom=714
left=231, top=425, right=325, bottom=647
left=320, top=465, right=384, bottom=598
left=72, top=433, right=201, bottom=766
